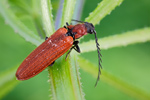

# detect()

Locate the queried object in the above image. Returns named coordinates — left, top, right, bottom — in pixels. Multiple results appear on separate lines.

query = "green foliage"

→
left=0, top=0, right=43, bottom=46
left=78, top=57, right=150, bottom=100
left=60, top=0, right=76, bottom=27
left=0, top=0, right=150, bottom=100
left=80, top=27, right=150, bottom=52
left=85, top=0, right=123, bottom=25
left=41, top=0, right=55, bottom=36
left=0, top=66, right=20, bottom=99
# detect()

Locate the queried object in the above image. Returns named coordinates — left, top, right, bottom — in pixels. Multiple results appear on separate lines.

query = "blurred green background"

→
left=0, top=0, right=150, bottom=100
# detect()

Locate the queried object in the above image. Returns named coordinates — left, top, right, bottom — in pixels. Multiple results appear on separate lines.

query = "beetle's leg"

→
left=45, top=37, right=48, bottom=40
left=49, top=61, right=55, bottom=66
left=65, top=41, right=80, bottom=60
left=64, top=26, right=67, bottom=29
left=65, top=47, right=74, bottom=60
left=66, top=22, right=69, bottom=26
left=73, top=41, right=80, bottom=53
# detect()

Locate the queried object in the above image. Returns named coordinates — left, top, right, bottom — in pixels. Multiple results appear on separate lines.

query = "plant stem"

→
left=60, top=0, right=77, bottom=26
left=85, top=0, right=123, bottom=25
left=79, top=27, right=150, bottom=53
left=48, top=54, right=85, bottom=100
left=46, top=0, right=84, bottom=99
left=41, top=0, right=55, bottom=37
left=78, top=56, right=150, bottom=100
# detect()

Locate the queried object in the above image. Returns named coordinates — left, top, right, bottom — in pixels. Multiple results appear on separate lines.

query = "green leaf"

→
left=85, top=0, right=124, bottom=25
left=60, top=0, right=77, bottom=26
left=78, top=56, right=150, bottom=100
left=0, top=0, right=43, bottom=46
left=79, top=27, right=150, bottom=53
left=0, top=66, right=20, bottom=99
left=41, top=0, right=55, bottom=37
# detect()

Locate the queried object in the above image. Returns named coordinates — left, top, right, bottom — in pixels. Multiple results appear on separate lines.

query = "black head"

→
left=84, top=22, right=96, bottom=34
left=72, top=19, right=102, bottom=87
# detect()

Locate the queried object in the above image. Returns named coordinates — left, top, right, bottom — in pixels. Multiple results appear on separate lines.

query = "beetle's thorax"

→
left=71, top=24, right=87, bottom=39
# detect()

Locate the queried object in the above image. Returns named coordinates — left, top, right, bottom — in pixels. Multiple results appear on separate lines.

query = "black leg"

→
left=65, top=47, right=74, bottom=60
left=49, top=61, right=55, bottom=66
left=65, top=41, right=80, bottom=60
left=45, top=37, right=48, bottom=40
left=66, top=22, right=69, bottom=26
left=73, top=41, right=80, bottom=53
left=64, top=26, right=67, bottom=28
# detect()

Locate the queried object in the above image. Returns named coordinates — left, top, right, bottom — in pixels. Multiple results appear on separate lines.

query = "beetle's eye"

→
left=89, top=29, right=94, bottom=34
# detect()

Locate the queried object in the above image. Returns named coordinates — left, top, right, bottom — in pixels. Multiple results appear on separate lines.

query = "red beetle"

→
left=16, top=20, right=102, bottom=86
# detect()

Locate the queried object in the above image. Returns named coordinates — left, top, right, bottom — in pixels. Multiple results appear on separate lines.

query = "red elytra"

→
left=16, top=28, right=72, bottom=80
left=16, top=20, right=102, bottom=86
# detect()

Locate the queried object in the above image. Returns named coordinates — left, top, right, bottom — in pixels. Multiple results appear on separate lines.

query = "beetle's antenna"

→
left=71, top=19, right=84, bottom=23
left=93, top=30, right=102, bottom=87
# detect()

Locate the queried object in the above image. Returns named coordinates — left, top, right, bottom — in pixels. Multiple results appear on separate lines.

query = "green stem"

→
left=79, top=27, right=150, bottom=53
left=78, top=56, right=150, bottom=100
left=85, top=0, right=123, bottom=25
left=41, top=0, right=55, bottom=37
left=46, top=0, right=84, bottom=99
left=48, top=54, right=85, bottom=100
left=60, top=0, right=77, bottom=26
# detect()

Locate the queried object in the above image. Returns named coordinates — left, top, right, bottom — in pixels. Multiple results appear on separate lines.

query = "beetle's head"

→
left=84, top=22, right=96, bottom=34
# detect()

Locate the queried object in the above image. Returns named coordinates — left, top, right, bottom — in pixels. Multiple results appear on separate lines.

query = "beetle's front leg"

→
left=65, top=40, right=80, bottom=60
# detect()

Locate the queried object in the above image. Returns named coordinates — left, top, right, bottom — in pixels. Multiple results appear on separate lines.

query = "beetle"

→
left=16, top=20, right=102, bottom=86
